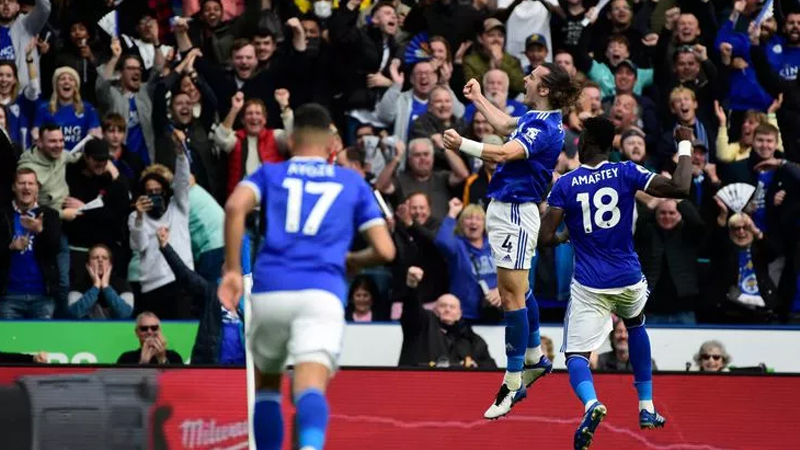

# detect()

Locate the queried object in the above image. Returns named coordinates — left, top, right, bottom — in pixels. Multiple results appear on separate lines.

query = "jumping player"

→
left=539, top=117, right=693, bottom=449
left=218, top=104, right=396, bottom=450
left=442, top=63, right=581, bottom=419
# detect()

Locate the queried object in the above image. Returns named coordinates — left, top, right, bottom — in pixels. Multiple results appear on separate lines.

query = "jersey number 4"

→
left=282, top=178, right=343, bottom=236
left=576, top=187, right=621, bottom=233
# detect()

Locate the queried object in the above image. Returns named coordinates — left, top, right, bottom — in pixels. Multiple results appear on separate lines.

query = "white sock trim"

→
left=525, top=346, right=544, bottom=365
left=504, top=371, right=522, bottom=390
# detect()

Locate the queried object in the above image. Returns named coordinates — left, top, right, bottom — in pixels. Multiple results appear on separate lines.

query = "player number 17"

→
left=576, top=187, right=621, bottom=233
left=282, top=178, right=343, bottom=236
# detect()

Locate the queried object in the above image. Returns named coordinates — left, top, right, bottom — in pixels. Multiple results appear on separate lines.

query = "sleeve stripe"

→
left=358, top=217, right=386, bottom=233
left=238, top=180, right=262, bottom=203
left=513, top=138, right=530, bottom=159
left=642, top=173, right=656, bottom=192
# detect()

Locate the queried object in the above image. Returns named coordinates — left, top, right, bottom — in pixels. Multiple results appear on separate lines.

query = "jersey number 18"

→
left=282, top=178, right=343, bottom=236
left=576, top=187, right=621, bottom=233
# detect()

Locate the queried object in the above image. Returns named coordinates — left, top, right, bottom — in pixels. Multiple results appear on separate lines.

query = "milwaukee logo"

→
left=180, top=418, right=249, bottom=448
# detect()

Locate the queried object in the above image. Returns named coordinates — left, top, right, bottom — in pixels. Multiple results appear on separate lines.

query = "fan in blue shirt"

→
left=218, top=104, right=395, bottom=450
left=539, top=118, right=694, bottom=449
left=442, top=63, right=581, bottom=420
left=33, top=68, right=100, bottom=151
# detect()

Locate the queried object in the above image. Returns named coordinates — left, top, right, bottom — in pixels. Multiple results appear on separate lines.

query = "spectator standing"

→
left=710, top=205, right=778, bottom=324
left=548, top=0, right=587, bottom=56
left=398, top=266, right=496, bottom=368
left=463, top=19, right=526, bottom=97
left=635, top=200, right=704, bottom=324
left=377, top=60, right=465, bottom=146
left=102, top=112, right=146, bottom=187
left=574, top=31, right=655, bottom=99
left=67, top=243, right=134, bottom=319
left=128, top=130, right=193, bottom=319
left=46, top=18, right=102, bottom=106
left=213, top=91, right=292, bottom=196
left=18, top=124, right=83, bottom=314
left=152, top=80, right=222, bottom=200
left=409, top=85, right=467, bottom=170
left=116, top=312, right=184, bottom=364
left=375, top=137, right=468, bottom=222
left=64, top=138, right=132, bottom=279
left=328, top=0, right=399, bottom=142
left=0, top=45, right=41, bottom=150
left=156, top=226, right=247, bottom=366
left=0, top=167, right=60, bottom=319
left=95, top=38, right=161, bottom=166
left=390, top=192, right=449, bottom=305
left=32, top=67, right=101, bottom=150
left=0, top=0, right=50, bottom=92
left=435, top=199, right=500, bottom=323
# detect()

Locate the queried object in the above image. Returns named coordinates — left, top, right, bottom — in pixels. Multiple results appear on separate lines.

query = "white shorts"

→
left=248, top=289, right=345, bottom=374
left=486, top=200, right=540, bottom=270
left=561, top=278, right=649, bottom=353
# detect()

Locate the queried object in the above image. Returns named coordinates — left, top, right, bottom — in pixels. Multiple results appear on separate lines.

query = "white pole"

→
left=243, top=274, right=256, bottom=450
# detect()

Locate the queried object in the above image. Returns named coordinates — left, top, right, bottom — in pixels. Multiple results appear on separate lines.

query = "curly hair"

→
left=539, top=62, right=582, bottom=110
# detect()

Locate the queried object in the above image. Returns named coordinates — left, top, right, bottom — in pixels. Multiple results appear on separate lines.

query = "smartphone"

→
left=148, top=194, right=164, bottom=210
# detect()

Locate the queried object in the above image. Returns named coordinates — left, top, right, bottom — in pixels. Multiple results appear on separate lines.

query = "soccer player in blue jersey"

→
left=539, top=118, right=694, bottom=450
left=442, top=63, right=581, bottom=419
left=218, top=104, right=396, bottom=450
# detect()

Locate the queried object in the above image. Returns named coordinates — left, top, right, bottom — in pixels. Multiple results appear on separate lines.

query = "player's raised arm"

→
left=442, top=128, right=526, bottom=164
left=463, top=78, right=518, bottom=136
left=218, top=182, right=259, bottom=310
left=644, top=126, right=694, bottom=199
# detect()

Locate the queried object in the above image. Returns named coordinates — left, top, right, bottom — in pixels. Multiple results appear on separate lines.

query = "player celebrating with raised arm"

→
left=218, top=104, right=396, bottom=450
left=442, top=63, right=580, bottom=420
left=539, top=118, right=694, bottom=450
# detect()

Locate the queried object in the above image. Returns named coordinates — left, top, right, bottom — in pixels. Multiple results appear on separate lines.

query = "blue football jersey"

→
left=242, top=157, right=385, bottom=303
left=547, top=161, right=655, bottom=289
left=34, top=101, right=101, bottom=151
left=487, top=110, right=565, bottom=203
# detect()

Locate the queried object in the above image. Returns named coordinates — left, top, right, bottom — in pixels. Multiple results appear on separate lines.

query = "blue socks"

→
left=254, top=390, right=283, bottom=450
left=525, top=289, right=541, bottom=349
left=566, top=355, right=598, bottom=410
left=627, top=321, right=655, bottom=412
left=503, top=308, right=528, bottom=389
left=295, top=388, right=329, bottom=450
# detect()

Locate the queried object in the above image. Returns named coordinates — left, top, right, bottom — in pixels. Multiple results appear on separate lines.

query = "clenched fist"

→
left=442, top=129, right=463, bottom=152
left=463, top=78, right=482, bottom=102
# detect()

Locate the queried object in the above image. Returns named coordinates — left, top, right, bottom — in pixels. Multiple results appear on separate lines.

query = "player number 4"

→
left=282, top=178, right=343, bottom=235
left=576, top=187, right=621, bottom=233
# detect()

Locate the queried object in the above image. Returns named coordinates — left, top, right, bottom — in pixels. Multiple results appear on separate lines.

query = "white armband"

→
left=459, top=138, right=484, bottom=158
left=677, top=140, right=692, bottom=158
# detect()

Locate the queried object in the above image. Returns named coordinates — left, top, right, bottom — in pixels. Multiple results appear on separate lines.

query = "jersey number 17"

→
left=282, top=178, right=343, bottom=236
left=576, top=187, right=621, bottom=233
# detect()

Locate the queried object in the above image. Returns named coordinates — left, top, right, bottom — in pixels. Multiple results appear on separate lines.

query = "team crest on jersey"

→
left=523, top=127, right=540, bottom=143
left=10, top=104, right=19, bottom=117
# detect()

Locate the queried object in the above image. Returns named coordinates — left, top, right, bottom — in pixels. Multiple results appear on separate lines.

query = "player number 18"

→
left=576, top=187, right=621, bottom=233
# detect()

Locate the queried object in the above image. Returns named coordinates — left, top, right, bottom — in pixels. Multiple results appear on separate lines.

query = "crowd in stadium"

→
left=1, top=0, right=799, bottom=364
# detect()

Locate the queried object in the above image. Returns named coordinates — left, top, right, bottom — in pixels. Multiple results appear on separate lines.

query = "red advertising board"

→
left=0, top=367, right=797, bottom=450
